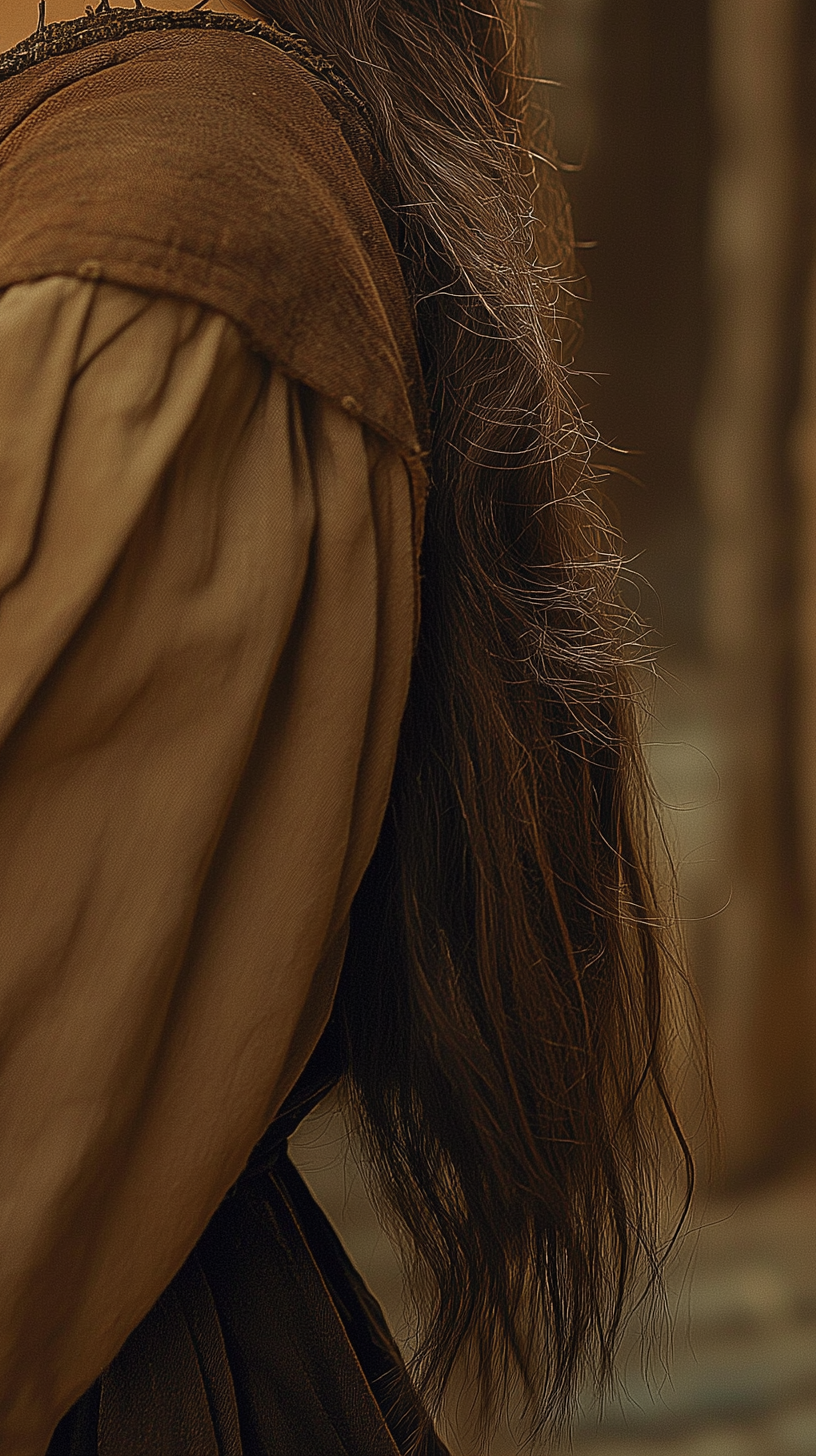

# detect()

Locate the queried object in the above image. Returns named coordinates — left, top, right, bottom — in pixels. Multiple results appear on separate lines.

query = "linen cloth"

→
left=0, top=275, right=417, bottom=1452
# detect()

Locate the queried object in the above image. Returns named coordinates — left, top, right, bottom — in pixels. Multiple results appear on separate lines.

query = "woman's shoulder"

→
left=0, top=8, right=377, bottom=240
left=0, top=7, right=425, bottom=458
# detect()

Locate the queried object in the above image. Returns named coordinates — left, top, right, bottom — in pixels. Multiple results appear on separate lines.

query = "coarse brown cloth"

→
left=0, top=6, right=428, bottom=609
left=0, top=9, right=440, bottom=1455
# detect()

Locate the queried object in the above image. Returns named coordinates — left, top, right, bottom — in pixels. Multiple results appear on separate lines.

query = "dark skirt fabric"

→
left=46, top=1116, right=448, bottom=1456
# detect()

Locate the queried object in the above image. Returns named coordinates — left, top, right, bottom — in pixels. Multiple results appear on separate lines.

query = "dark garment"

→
left=47, top=1084, right=448, bottom=1456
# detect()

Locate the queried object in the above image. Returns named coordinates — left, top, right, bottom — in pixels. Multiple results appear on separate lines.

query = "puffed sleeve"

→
left=0, top=275, right=417, bottom=1454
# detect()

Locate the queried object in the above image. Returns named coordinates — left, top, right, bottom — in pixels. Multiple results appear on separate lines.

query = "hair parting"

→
left=251, top=0, right=700, bottom=1440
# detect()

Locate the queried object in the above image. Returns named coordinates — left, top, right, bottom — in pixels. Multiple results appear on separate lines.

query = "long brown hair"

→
left=252, top=0, right=695, bottom=1438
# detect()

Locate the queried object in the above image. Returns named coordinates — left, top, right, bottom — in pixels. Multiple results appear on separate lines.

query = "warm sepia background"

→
left=2, top=2, right=815, bottom=1453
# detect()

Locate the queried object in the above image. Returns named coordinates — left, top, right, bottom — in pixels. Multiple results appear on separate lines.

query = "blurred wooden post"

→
left=696, top=0, right=810, bottom=1182
left=792, top=217, right=816, bottom=1151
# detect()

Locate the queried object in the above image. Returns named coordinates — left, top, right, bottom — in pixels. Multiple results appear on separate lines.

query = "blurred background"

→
left=292, top=1, right=816, bottom=1452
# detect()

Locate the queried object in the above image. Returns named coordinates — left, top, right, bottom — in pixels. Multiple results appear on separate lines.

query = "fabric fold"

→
left=0, top=275, right=416, bottom=1448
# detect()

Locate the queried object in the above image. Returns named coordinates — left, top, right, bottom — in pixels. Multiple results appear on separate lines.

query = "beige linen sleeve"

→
left=0, top=276, right=416, bottom=1455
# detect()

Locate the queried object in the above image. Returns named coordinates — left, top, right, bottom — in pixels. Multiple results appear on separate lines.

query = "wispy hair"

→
left=252, top=0, right=698, bottom=1440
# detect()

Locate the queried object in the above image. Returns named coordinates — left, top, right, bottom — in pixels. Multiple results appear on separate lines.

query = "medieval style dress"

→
left=0, top=8, right=443, bottom=1453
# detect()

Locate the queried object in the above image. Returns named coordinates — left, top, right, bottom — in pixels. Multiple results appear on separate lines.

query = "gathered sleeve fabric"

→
left=0, top=275, right=417, bottom=1455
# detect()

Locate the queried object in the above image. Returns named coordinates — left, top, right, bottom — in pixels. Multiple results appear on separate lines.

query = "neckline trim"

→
left=0, top=3, right=374, bottom=133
